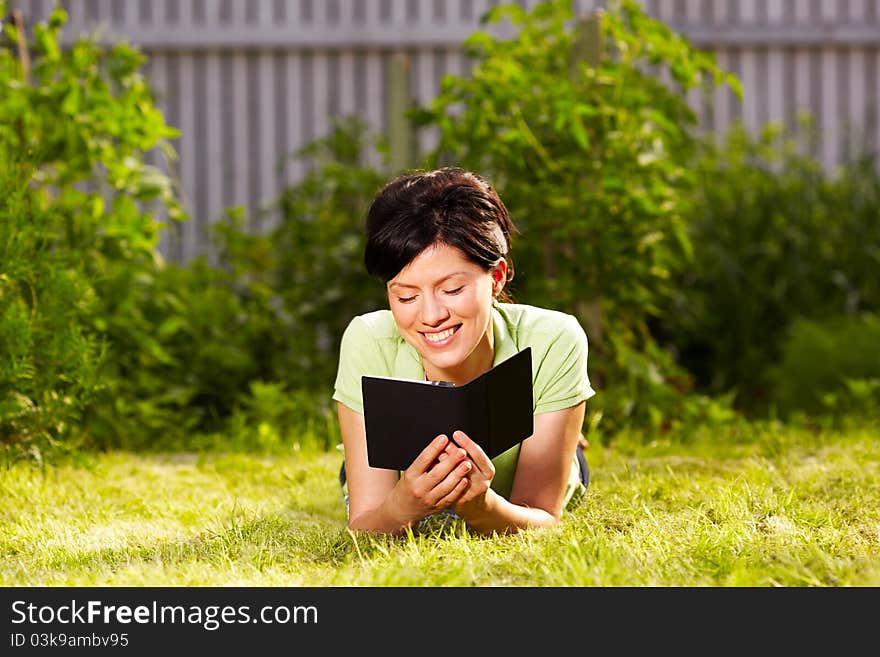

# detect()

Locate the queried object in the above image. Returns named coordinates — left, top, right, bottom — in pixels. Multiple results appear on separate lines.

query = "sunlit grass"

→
left=1, top=421, right=878, bottom=586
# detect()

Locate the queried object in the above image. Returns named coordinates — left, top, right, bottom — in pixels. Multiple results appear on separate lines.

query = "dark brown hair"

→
left=364, top=167, right=516, bottom=300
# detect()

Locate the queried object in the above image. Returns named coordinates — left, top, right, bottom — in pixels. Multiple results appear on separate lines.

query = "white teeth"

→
left=424, top=327, right=456, bottom=343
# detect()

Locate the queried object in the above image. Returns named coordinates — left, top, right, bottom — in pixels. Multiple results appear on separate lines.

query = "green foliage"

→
left=0, top=4, right=182, bottom=461
left=658, top=121, right=880, bottom=411
left=225, top=383, right=342, bottom=453
left=412, top=0, right=740, bottom=434
left=768, top=314, right=880, bottom=420
left=0, top=155, right=101, bottom=464
left=82, top=254, right=255, bottom=448
left=83, top=117, right=390, bottom=449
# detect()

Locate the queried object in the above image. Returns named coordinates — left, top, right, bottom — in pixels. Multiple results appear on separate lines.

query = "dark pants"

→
left=576, top=446, right=590, bottom=489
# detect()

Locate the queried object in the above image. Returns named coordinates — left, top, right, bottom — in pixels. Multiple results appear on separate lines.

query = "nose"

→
left=420, top=292, right=450, bottom=326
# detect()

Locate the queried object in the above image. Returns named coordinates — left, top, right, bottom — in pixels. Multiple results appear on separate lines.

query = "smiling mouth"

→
left=421, top=324, right=461, bottom=344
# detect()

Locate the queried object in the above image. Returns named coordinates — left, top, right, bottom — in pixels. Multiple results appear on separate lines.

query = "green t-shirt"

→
left=332, top=302, right=596, bottom=509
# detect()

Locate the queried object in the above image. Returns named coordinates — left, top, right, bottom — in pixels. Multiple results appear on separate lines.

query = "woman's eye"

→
left=444, top=286, right=464, bottom=295
left=397, top=296, right=416, bottom=304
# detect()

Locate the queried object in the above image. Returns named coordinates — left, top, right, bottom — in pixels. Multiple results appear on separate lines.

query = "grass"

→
left=1, top=420, right=878, bottom=586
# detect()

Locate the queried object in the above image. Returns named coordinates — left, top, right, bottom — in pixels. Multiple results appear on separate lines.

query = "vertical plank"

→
left=711, top=0, right=728, bottom=25
left=177, top=54, right=198, bottom=262
left=740, top=48, right=759, bottom=133
left=178, top=1, right=195, bottom=41
left=231, top=51, right=249, bottom=216
left=848, top=0, right=868, bottom=22
left=165, top=52, right=185, bottom=263
left=793, top=0, right=811, bottom=24
left=258, top=50, right=277, bottom=229
left=204, top=51, right=224, bottom=232
left=415, top=49, right=439, bottom=158
left=684, top=0, right=703, bottom=25
left=846, top=0, right=870, bottom=159
left=192, top=52, right=208, bottom=255
left=312, top=51, right=331, bottom=145
left=284, top=51, right=304, bottom=186
left=364, top=52, right=385, bottom=169
left=388, top=52, right=415, bottom=173
left=766, top=0, right=786, bottom=22
left=820, top=0, right=837, bottom=22
left=246, top=55, right=261, bottom=224
left=766, top=45, right=786, bottom=126
left=148, top=51, right=172, bottom=259
left=820, top=44, right=839, bottom=171
left=740, top=0, right=758, bottom=23
left=338, top=49, right=357, bottom=118
left=793, top=44, right=813, bottom=154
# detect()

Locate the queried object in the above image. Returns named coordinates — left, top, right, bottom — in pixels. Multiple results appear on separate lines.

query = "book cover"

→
left=361, top=348, right=534, bottom=471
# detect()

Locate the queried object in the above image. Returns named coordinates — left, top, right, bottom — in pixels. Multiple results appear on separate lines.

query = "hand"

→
left=388, top=434, right=473, bottom=525
left=441, top=430, right=496, bottom=517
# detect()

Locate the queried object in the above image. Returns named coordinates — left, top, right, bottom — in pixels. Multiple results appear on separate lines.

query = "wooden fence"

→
left=11, top=0, right=880, bottom=262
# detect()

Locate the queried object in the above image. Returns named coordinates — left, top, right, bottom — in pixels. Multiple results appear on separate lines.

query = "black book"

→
left=361, top=347, right=534, bottom=471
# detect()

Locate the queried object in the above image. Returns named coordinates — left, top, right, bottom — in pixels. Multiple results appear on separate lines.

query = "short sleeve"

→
left=532, top=315, right=596, bottom=414
left=332, top=316, right=387, bottom=414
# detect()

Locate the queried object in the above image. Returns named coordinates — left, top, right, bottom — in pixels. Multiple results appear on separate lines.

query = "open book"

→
left=361, top=348, right=534, bottom=471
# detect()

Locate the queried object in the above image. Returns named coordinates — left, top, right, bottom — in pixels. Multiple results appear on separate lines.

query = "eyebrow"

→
left=388, top=272, right=468, bottom=290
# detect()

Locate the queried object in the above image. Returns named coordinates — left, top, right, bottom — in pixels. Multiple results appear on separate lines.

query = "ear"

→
left=491, top=260, right=507, bottom=296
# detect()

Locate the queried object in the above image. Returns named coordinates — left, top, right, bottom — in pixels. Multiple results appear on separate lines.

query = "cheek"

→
left=390, top=302, right=416, bottom=328
left=456, top=289, right=492, bottom=319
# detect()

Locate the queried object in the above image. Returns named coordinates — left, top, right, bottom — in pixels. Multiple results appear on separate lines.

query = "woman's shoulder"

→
left=496, top=302, right=585, bottom=341
left=345, top=309, right=399, bottom=339
left=339, top=309, right=406, bottom=370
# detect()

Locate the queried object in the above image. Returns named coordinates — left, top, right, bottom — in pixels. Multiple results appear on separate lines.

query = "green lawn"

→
left=2, top=421, right=878, bottom=586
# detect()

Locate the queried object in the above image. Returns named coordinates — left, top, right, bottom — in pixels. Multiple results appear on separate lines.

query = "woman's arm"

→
left=449, top=401, right=586, bottom=535
left=337, top=402, right=473, bottom=534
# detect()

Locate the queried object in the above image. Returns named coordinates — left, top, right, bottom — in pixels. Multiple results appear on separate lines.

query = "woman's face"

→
left=387, top=243, right=505, bottom=383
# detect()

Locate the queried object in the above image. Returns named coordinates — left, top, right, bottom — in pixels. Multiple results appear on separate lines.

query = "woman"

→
left=332, top=167, right=596, bottom=535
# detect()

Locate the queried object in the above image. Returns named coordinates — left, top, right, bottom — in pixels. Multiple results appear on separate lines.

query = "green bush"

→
left=0, top=156, right=102, bottom=464
left=86, top=117, right=391, bottom=449
left=768, top=314, right=880, bottom=420
left=0, top=4, right=182, bottom=460
left=657, top=122, right=880, bottom=412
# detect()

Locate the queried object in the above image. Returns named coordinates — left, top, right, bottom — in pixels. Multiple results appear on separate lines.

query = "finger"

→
left=437, top=442, right=458, bottom=462
left=437, top=473, right=471, bottom=508
left=426, top=445, right=469, bottom=486
left=452, top=430, right=493, bottom=475
left=409, top=434, right=450, bottom=474
left=429, top=461, right=472, bottom=507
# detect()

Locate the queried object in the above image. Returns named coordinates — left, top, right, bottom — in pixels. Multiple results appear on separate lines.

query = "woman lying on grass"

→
left=333, top=167, right=596, bottom=535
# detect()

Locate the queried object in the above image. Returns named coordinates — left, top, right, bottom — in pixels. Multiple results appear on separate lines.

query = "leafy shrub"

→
left=224, top=383, right=341, bottom=453
left=657, top=121, right=880, bottom=412
left=85, top=117, right=391, bottom=449
left=0, top=156, right=102, bottom=464
left=83, top=252, right=260, bottom=448
left=768, top=314, right=880, bottom=420
left=0, top=4, right=182, bottom=460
